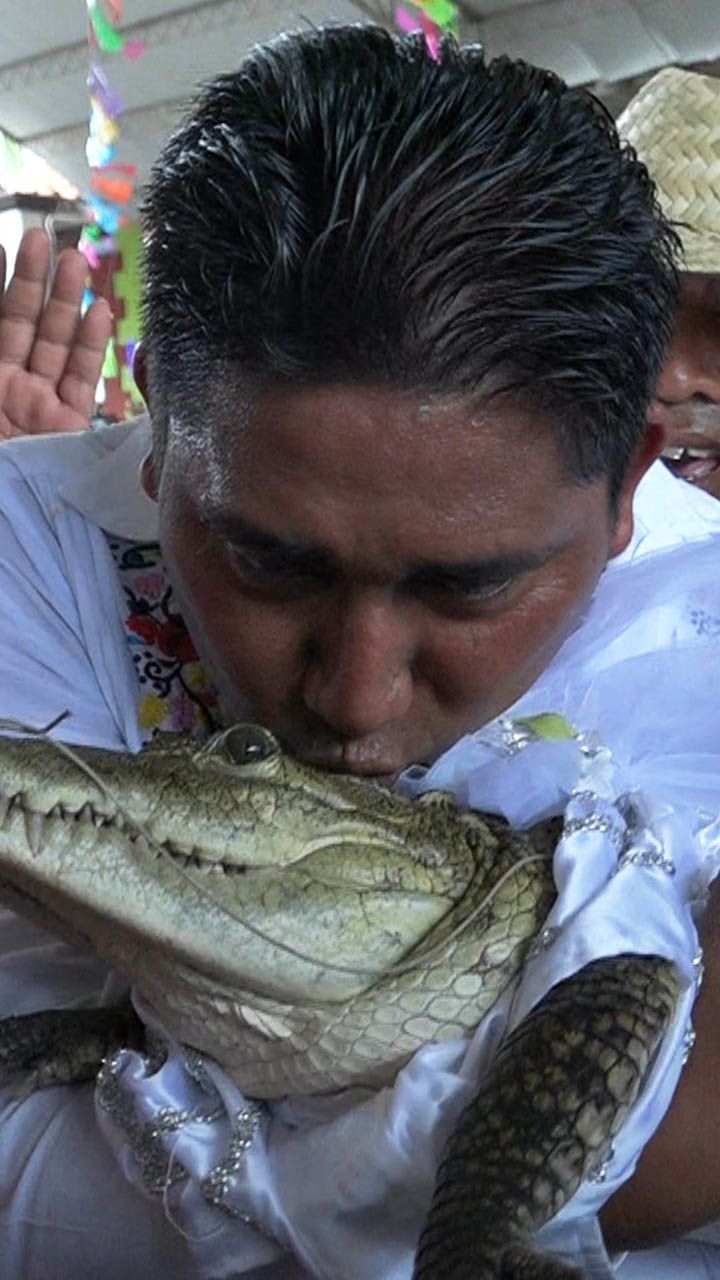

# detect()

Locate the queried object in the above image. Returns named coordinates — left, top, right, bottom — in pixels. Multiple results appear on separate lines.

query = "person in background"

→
left=619, top=66, right=720, bottom=499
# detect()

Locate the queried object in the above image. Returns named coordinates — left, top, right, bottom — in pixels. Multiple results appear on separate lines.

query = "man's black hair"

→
left=142, top=23, right=679, bottom=499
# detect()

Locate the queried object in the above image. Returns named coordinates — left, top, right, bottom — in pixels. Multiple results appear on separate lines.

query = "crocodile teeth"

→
left=0, top=793, right=10, bottom=826
left=76, top=803, right=94, bottom=824
left=23, top=810, right=45, bottom=856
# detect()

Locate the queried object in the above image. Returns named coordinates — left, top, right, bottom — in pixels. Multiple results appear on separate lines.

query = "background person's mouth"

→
left=661, top=444, right=720, bottom=484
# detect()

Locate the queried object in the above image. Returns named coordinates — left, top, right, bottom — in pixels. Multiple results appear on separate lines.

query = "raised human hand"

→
left=0, top=227, right=113, bottom=439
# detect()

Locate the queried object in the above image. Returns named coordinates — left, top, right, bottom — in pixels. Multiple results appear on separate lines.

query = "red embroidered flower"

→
left=126, top=614, right=159, bottom=644
left=156, top=615, right=199, bottom=663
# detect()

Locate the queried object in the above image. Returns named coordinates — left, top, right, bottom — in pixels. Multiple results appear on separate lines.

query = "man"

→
left=619, top=66, right=720, bottom=498
left=0, top=26, right=720, bottom=1279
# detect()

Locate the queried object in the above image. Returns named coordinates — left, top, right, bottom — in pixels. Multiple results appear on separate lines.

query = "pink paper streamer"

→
left=395, top=6, right=420, bottom=34
left=79, top=240, right=101, bottom=270
left=420, top=11, right=442, bottom=60
left=123, top=39, right=146, bottom=60
left=424, top=29, right=440, bottom=59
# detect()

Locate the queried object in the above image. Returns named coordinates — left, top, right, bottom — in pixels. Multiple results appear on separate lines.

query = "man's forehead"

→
left=169, top=381, right=567, bottom=517
left=181, top=378, right=553, bottom=453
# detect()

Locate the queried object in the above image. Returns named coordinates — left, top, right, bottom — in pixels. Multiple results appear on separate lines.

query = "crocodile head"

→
left=0, top=724, right=501, bottom=1002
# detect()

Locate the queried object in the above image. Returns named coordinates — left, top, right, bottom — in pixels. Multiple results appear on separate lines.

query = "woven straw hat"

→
left=617, top=66, right=720, bottom=273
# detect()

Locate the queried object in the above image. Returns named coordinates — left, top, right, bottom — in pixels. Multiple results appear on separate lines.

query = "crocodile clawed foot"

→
left=0, top=1002, right=144, bottom=1094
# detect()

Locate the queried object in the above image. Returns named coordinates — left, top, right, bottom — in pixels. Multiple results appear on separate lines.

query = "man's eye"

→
left=420, top=576, right=514, bottom=601
left=227, top=547, right=325, bottom=591
left=415, top=576, right=517, bottom=616
left=462, top=577, right=514, bottom=600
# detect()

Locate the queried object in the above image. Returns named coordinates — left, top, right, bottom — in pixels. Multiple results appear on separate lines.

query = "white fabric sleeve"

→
left=0, top=447, right=143, bottom=749
left=0, top=453, right=213, bottom=1278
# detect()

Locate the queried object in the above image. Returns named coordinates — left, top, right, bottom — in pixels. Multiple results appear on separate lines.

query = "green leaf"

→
left=513, top=713, right=576, bottom=741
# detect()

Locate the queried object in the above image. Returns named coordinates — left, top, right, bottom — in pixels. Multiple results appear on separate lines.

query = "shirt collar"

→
left=58, top=414, right=159, bottom=541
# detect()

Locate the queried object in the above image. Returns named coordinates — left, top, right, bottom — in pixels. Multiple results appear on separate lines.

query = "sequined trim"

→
left=587, top=1145, right=615, bottom=1184
left=201, top=1106, right=263, bottom=1217
left=481, top=716, right=538, bottom=757
left=97, top=1044, right=264, bottom=1220
left=526, top=925, right=561, bottom=961
left=612, top=796, right=676, bottom=875
left=96, top=1052, right=191, bottom=1196
left=693, top=946, right=705, bottom=990
left=561, top=789, right=627, bottom=852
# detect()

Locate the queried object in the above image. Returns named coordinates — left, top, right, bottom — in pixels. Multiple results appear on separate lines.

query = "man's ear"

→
left=140, top=452, right=158, bottom=502
left=132, top=342, right=149, bottom=408
left=134, top=345, right=162, bottom=500
left=609, top=421, right=665, bottom=558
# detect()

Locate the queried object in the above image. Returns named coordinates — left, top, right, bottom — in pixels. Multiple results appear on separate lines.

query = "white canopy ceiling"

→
left=1, top=0, right=719, bottom=202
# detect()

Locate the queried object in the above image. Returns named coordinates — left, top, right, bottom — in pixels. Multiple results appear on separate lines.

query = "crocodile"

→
left=0, top=722, right=681, bottom=1279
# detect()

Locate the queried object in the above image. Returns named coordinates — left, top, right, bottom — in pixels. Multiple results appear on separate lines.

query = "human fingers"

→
left=0, top=371, right=89, bottom=438
left=28, top=248, right=97, bottom=387
left=0, top=229, right=51, bottom=368
left=56, top=296, right=113, bottom=420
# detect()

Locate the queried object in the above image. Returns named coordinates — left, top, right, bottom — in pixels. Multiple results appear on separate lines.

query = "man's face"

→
left=651, top=272, right=720, bottom=499
left=146, top=384, right=646, bottom=781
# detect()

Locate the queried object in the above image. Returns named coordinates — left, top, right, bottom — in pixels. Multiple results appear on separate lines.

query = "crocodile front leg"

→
left=0, top=1000, right=144, bottom=1092
left=413, top=953, right=682, bottom=1280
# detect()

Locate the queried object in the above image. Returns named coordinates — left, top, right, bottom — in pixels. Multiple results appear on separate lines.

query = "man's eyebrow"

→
left=202, top=510, right=562, bottom=585
left=405, top=547, right=558, bottom=589
left=201, top=511, right=337, bottom=568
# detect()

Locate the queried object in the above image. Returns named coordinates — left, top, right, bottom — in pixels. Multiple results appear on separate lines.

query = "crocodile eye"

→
left=221, top=724, right=278, bottom=765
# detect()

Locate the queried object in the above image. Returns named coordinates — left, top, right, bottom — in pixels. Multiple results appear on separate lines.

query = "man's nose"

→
left=656, top=327, right=720, bottom=405
left=302, top=593, right=414, bottom=739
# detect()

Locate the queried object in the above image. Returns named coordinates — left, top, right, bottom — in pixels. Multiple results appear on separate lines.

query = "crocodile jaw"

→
left=0, top=726, right=557, bottom=1096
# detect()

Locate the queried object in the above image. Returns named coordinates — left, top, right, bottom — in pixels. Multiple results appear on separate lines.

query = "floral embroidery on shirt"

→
left=106, top=537, right=219, bottom=740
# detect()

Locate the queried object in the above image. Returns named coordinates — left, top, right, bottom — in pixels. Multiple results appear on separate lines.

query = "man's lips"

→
left=300, top=757, right=402, bottom=784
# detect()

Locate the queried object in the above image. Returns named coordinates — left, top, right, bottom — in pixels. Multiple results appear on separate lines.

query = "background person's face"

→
left=147, top=384, right=649, bottom=780
left=651, top=273, right=720, bottom=499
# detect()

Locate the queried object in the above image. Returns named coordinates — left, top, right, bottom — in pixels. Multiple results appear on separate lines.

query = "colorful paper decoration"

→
left=81, top=2, right=144, bottom=243
left=87, top=65, right=124, bottom=118
left=87, top=1, right=144, bottom=59
left=81, top=3, right=146, bottom=417
left=394, top=0, right=458, bottom=58
left=88, top=2, right=125, bottom=53
left=91, top=170, right=136, bottom=205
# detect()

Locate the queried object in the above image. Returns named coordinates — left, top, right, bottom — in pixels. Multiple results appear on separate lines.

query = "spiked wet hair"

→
left=142, top=23, right=679, bottom=499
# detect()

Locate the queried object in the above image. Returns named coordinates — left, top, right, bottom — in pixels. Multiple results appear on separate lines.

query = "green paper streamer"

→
left=89, top=2, right=125, bottom=53
left=102, top=338, right=119, bottom=380
left=417, top=0, right=457, bottom=28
